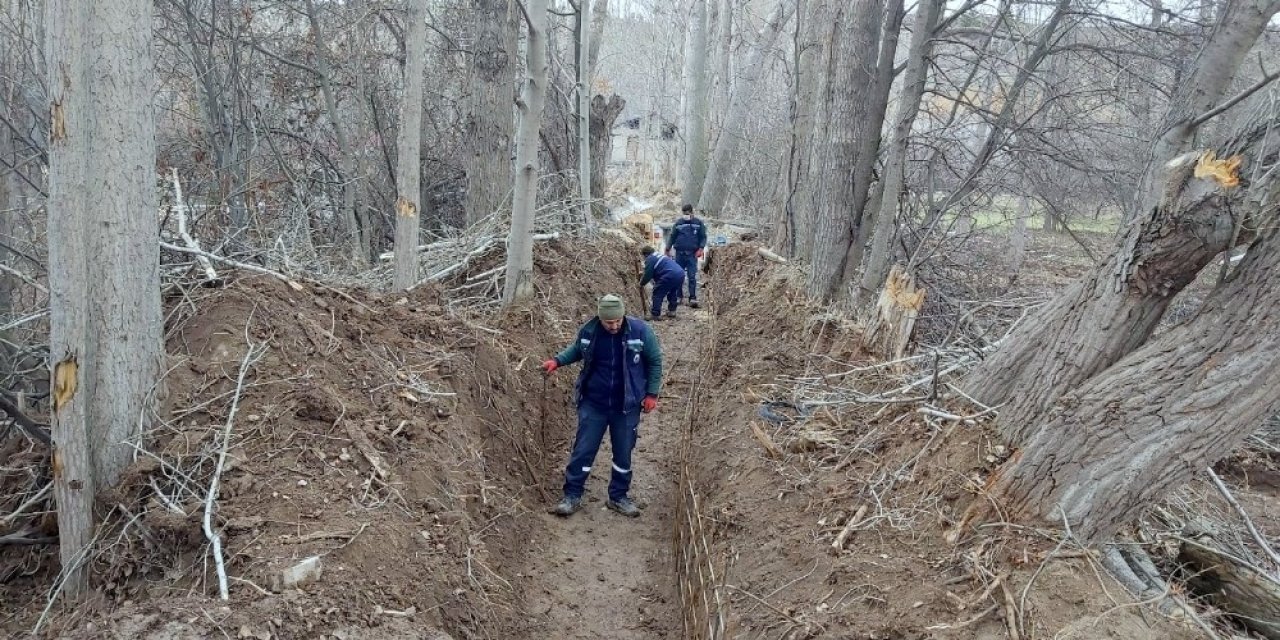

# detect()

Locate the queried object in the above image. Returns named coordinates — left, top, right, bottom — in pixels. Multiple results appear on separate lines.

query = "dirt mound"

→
left=685, top=245, right=1203, bottom=639
left=0, top=234, right=650, bottom=639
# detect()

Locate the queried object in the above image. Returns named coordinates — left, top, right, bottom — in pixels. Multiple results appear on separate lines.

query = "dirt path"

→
left=519, top=307, right=707, bottom=639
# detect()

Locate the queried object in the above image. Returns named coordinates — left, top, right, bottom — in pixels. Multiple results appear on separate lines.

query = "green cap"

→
left=597, top=294, right=625, bottom=321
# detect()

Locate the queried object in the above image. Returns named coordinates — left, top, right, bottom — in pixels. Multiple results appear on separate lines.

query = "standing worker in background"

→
left=542, top=295, right=663, bottom=518
left=666, top=204, right=707, bottom=308
left=640, top=245, right=686, bottom=321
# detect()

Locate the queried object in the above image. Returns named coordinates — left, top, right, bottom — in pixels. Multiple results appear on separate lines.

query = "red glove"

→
left=695, top=249, right=704, bottom=258
left=642, top=395, right=658, bottom=413
left=541, top=359, right=558, bottom=375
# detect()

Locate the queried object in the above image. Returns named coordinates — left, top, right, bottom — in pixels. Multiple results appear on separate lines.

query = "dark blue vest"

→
left=573, top=317, right=652, bottom=414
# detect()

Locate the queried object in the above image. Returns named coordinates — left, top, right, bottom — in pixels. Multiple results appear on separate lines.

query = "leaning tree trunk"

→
left=857, top=0, right=942, bottom=310
left=962, top=208, right=1280, bottom=544
left=679, top=0, right=709, bottom=205
left=968, top=134, right=1276, bottom=444
left=503, top=0, right=548, bottom=304
left=392, top=0, right=428, bottom=291
left=47, top=0, right=162, bottom=596
left=806, top=1, right=881, bottom=301
left=697, top=0, right=796, bottom=217
left=465, top=0, right=517, bottom=226
left=1129, top=0, right=1280, bottom=222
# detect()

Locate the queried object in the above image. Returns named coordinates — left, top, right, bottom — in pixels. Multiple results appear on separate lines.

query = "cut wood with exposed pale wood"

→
left=392, top=0, right=428, bottom=291
left=864, top=265, right=925, bottom=361
left=968, top=127, right=1280, bottom=445
left=1180, top=535, right=1280, bottom=639
left=46, top=0, right=163, bottom=597
left=963, top=213, right=1280, bottom=543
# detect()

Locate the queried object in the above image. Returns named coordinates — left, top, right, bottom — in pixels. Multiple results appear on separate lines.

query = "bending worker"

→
left=640, top=245, right=686, bottom=321
left=665, top=203, right=707, bottom=308
left=542, top=295, right=663, bottom=518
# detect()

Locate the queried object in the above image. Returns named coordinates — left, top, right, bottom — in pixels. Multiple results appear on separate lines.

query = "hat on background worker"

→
left=598, top=294, right=625, bottom=320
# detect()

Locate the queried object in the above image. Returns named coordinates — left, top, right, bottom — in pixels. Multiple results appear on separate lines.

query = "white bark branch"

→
left=203, top=331, right=265, bottom=600
left=169, top=169, right=219, bottom=284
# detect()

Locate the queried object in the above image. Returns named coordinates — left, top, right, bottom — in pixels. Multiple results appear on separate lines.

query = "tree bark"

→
left=587, top=0, right=609, bottom=76
left=1130, top=0, right=1280, bottom=223
left=393, top=0, right=427, bottom=291
left=47, top=0, right=162, bottom=596
left=304, top=0, right=366, bottom=266
left=465, top=0, right=517, bottom=226
left=697, top=0, right=796, bottom=217
left=965, top=6, right=1280, bottom=441
left=965, top=214, right=1280, bottom=543
left=576, top=0, right=592, bottom=228
left=679, top=0, right=709, bottom=206
left=836, top=0, right=905, bottom=290
left=781, top=0, right=830, bottom=260
left=806, top=0, right=882, bottom=301
left=1180, top=535, right=1280, bottom=639
left=589, top=94, right=625, bottom=212
left=857, top=0, right=942, bottom=309
left=503, top=0, right=548, bottom=304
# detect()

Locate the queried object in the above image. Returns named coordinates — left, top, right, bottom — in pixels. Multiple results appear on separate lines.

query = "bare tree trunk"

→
left=576, top=0, right=592, bottom=228
left=968, top=121, right=1280, bottom=444
left=589, top=94, right=625, bottom=211
left=964, top=219, right=1280, bottom=544
left=697, top=0, right=796, bottom=217
left=836, top=0, right=905, bottom=288
left=857, top=0, right=942, bottom=309
left=706, top=0, right=732, bottom=145
left=782, top=0, right=829, bottom=259
left=47, top=0, right=161, bottom=596
left=304, top=0, right=366, bottom=266
left=806, top=1, right=882, bottom=301
left=393, top=0, right=427, bottom=291
left=1129, top=0, right=1280, bottom=222
left=587, top=0, right=608, bottom=75
left=503, top=0, right=549, bottom=304
left=465, top=0, right=517, bottom=226
left=679, top=0, right=709, bottom=205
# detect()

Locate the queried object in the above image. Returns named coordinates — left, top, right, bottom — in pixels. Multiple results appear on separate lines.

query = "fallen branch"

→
left=169, top=169, right=220, bottom=285
left=161, top=241, right=300, bottom=286
left=203, top=332, right=266, bottom=600
left=1207, top=466, right=1280, bottom=569
left=831, top=504, right=869, bottom=552
left=0, top=391, right=51, bottom=444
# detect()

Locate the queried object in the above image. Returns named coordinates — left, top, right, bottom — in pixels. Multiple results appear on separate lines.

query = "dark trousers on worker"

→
left=651, top=274, right=684, bottom=318
left=563, top=402, right=640, bottom=502
left=675, top=251, right=698, bottom=301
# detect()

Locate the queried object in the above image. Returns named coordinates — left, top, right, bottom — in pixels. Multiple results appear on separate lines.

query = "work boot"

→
left=689, top=299, right=700, bottom=309
left=648, top=314, right=664, bottom=322
left=550, top=495, right=583, bottom=517
left=666, top=310, right=678, bottom=320
left=606, top=498, right=641, bottom=518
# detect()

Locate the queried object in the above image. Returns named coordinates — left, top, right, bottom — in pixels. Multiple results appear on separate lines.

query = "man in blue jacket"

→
left=541, top=295, right=663, bottom=518
left=665, top=204, right=707, bottom=307
left=640, top=245, right=686, bottom=320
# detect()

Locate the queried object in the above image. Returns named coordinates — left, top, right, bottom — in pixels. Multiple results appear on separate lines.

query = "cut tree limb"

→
left=1180, top=534, right=1280, bottom=639
left=169, top=168, right=220, bottom=285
